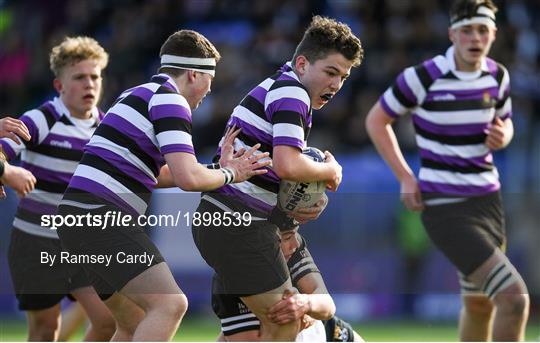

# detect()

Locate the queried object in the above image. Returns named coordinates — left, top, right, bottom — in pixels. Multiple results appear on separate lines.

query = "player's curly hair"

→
left=292, top=15, right=364, bottom=68
left=159, top=30, right=221, bottom=77
left=450, top=0, right=498, bottom=24
left=49, top=36, right=109, bottom=77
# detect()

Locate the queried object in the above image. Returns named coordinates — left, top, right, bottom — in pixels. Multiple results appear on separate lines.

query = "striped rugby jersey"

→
left=61, top=74, right=195, bottom=216
left=209, top=62, right=312, bottom=215
left=380, top=46, right=512, bottom=197
left=0, top=97, right=103, bottom=238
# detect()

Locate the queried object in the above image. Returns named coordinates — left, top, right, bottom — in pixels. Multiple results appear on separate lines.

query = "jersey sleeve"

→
left=266, top=83, right=310, bottom=150
left=0, top=107, right=55, bottom=159
left=149, top=88, right=195, bottom=156
left=495, top=64, right=512, bottom=120
left=380, top=57, right=443, bottom=118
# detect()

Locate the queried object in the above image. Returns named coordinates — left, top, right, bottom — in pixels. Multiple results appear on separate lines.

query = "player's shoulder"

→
left=407, top=54, right=449, bottom=83
left=485, top=57, right=509, bottom=84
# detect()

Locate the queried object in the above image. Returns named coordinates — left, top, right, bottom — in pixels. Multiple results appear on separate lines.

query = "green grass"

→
left=1, top=316, right=539, bottom=341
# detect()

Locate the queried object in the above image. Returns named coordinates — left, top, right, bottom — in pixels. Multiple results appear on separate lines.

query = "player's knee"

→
left=89, top=315, right=116, bottom=339
left=28, top=315, right=59, bottom=341
left=463, top=296, right=494, bottom=316
left=157, top=293, right=188, bottom=321
left=493, top=291, right=529, bottom=318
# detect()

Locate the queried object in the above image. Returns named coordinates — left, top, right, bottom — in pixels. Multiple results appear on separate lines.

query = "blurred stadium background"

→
left=1, top=0, right=539, bottom=341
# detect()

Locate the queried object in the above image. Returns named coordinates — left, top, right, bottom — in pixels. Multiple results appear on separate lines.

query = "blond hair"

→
left=49, top=36, right=109, bottom=77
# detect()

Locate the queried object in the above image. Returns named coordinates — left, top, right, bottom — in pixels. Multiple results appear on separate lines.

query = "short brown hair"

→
left=450, top=0, right=498, bottom=24
left=49, top=36, right=109, bottom=77
left=159, top=30, right=221, bottom=77
left=292, top=16, right=364, bottom=68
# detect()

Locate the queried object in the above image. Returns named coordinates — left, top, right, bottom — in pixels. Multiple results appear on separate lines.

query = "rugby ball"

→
left=278, top=147, right=326, bottom=211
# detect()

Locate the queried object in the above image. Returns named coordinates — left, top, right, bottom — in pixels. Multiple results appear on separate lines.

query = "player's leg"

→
left=457, top=273, right=494, bottom=341
left=70, top=286, right=115, bottom=341
left=103, top=292, right=145, bottom=341
left=115, top=262, right=187, bottom=341
left=8, top=229, right=69, bottom=341
left=240, top=279, right=301, bottom=341
left=58, top=204, right=185, bottom=341
left=422, top=192, right=528, bottom=341
left=466, top=249, right=529, bottom=341
left=26, top=305, right=62, bottom=341
left=194, top=197, right=298, bottom=341
left=58, top=302, right=87, bottom=341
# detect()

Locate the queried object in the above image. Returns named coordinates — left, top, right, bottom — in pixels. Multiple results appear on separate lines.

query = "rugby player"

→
left=365, top=0, right=529, bottom=340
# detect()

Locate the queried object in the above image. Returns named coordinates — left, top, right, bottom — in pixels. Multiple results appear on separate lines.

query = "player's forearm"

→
left=501, top=118, right=514, bottom=148
left=172, top=163, right=227, bottom=191
left=306, top=293, right=336, bottom=320
left=365, top=103, right=414, bottom=182
left=273, top=153, right=335, bottom=183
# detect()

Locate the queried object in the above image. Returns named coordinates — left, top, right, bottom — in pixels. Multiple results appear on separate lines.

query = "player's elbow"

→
left=173, top=173, right=200, bottom=192
left=309, top=295, right=336, bottom=320
left=323, top=297, right=337, bottom=319
left=273, top=159, right=297, bottom=180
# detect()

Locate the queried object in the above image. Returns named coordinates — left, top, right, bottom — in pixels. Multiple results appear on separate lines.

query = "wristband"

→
left=220, top=167, right=235, bottom=185
left=206, top=162, right=221, bottom=170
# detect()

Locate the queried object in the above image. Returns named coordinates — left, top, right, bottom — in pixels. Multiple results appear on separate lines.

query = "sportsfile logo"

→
left=284, top=183, right=309, bottom=211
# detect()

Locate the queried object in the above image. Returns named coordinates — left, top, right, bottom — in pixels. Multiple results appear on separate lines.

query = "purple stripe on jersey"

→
left=216, top=185, right=273, bottom=214
left=425, top=87, right=499, bottom=102
left=413, top=115, right=488, bottom=136
left=0, top=140, right=17, bottom=159
left=160, top=144, right=195, bottom=155
left=101, top=114, right=162, bottom=168
left=419, top=148, right=492, bottom=168
left=98, top=109, right=105, bottom=121
left=69, top=176, right=140, bottom=216
left=20, top=116, right=40, bottom=146
left=423, top=59, right=443, bottom=80
left=271, top=100, right=309, bottom=117
left=19, top=197, right=58, bottom=215
left=499, top=111, right=512, bottom=120
left=42, top=133, right=89, bottom=151
left=21, top=161, right=72, bottom=184
left=84, top=147, right=156, bottom=190
left=149, top=104, right=192, bottom=122
left=273, top=136, right=304, bottom=149
left=267, top=98, right=310, bottom=124
left=248, top=86, right=267, bottom=105
left=130, top=86, right=154, bottom=103
left=230, top=117, right=272, bottom=145
left=163, top=80, right=179, bottom=93
left=42, top=102, right=61, bottom=120
left=379, top=97, right=400, bottom=118
left=277, top=73, right=297, bottom=82
left=396, top=72, right=418, bottom=105
left=419, top=179, right=500, bottom=196
left=486, top=58, right=498, bottom=76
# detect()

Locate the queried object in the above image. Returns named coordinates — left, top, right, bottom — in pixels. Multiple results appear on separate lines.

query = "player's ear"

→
left=448, top=27, right=455, bottom=44
left=53, top=78, right=63, bottom=94
left=187, top=70, right=197, bottom=82
left=294, top=55, right=309, bottom=75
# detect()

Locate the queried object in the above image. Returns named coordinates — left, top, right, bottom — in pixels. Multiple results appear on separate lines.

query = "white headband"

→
left=160, top=54, right=216, bottom=77
left=450, top=6, right=496, bottom=29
